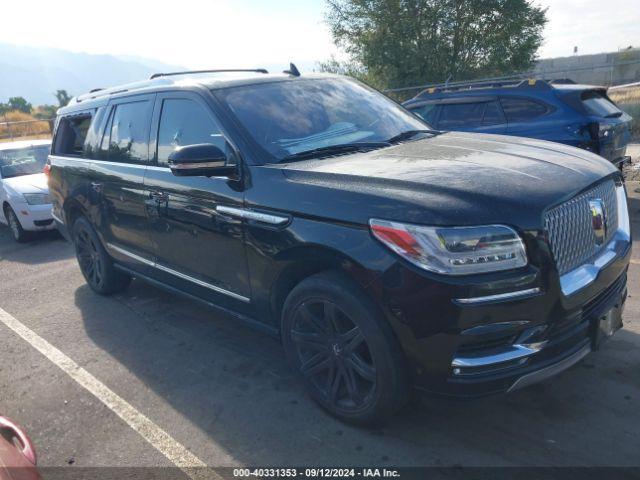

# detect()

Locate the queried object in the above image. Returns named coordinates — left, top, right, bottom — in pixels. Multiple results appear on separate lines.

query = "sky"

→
left=1, top=0, right=639, bottom=70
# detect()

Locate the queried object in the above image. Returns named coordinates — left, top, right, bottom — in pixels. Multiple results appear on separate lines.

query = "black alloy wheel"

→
left=282, top=271, right=408, bottom=425
left=291, top=299, right=377, bottom=411
left=72, top=217, right=131, bottom=295
left=75, top=225, right=104, bottom=290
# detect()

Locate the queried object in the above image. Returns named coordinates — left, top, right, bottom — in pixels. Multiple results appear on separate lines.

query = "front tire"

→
left=72, top=217, right=131, bottom=295
left=5, top=206, right=28, bottom=243
left=282, top=271, right=409, bottom=425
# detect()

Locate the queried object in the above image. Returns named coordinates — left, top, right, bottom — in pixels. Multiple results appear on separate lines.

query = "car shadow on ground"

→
left=0, top=227, right=74, bottom=265
left=75, top=275, right=640, bottom=467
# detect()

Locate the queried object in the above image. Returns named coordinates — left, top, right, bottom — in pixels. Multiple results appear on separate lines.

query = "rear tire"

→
left=5, top=205, right=28, bottom=243
left=72, top=217, right=131, bottom=295
left=282, top=271, right=409, bottom=425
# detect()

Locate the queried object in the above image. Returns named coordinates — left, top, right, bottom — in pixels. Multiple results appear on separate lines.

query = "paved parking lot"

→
left=1, top=183, right=639, bottom=473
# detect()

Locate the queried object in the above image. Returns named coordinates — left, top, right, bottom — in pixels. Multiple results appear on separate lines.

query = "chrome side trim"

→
left=153, top=263, right=250, bottom=302
left=215, top=205, right=289, bottom=226
left=171, top=162, right=225, bottom=170
left=452, top=341, right=546, bottom=368
left=507, top=343, right=591, bottom=392
left=50, top=156, right=149, bottom=171
left=107, top=243, right=250, bottom=303
left=455, top=287, right=541, bottom=305
left=109, top=244, right=155, bottom=266
left=560, top=185, right=631, bottom=297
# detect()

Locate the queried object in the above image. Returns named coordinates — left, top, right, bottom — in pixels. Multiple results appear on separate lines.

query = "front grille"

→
left=544, top=180, right=618, bottom=275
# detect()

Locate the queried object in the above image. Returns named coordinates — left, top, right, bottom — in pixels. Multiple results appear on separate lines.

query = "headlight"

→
left=23, top=193, right=51, bottom=205
left=370, top=219, right=528, bottom=275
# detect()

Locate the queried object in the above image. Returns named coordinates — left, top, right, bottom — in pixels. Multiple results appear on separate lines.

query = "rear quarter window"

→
left=499, top=97, right=550, bottom=122
left=53, top=113, right=93, bottom=157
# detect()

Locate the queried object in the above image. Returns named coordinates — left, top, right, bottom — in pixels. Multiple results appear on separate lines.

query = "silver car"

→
left=0, top=139, right=54, bottom=242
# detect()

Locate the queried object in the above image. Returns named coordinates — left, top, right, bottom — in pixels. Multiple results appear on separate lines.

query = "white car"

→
left=0, top=139, right=54, bottom=242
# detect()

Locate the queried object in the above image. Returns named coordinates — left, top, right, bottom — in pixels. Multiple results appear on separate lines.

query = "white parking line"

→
left=0, top=306, right=219, bottom=480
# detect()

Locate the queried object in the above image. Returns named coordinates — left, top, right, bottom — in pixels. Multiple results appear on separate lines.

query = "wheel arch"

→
left=269, top=244, right=377, bottom=331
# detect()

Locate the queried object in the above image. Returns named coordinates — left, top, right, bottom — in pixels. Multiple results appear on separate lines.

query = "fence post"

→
left=2, top=114, right=14, bottom=140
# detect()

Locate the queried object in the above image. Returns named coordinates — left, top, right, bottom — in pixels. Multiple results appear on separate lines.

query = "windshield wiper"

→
left=386, top=129, right=440, bottom=144
left=604, top=112, right=623, bottom=118
left=280, top=141, right=391, bottom=162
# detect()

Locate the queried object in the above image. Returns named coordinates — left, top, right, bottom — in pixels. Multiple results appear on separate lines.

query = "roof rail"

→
left=416, top=77, right=554, bottom=96
left=548, top=78, right=577, bottom=85
left=149, top=68, right=268, bottom=79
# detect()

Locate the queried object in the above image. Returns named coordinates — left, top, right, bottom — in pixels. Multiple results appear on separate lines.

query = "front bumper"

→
left=374, top=217, right=631, bottom=398
left=441, top=269, right=627, bottom=397
left=15, top=203, right=55, bottom=231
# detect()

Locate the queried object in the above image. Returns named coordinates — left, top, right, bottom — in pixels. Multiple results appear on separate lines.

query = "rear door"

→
left=436, top=99, right=507, bottom=134
left=91, top=94, right=156, bottom=266
left=143, top=91, right=251, bottom=309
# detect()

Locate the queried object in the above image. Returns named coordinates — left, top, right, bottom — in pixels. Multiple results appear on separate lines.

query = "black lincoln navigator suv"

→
left=47, top=69, right=631, bottom=424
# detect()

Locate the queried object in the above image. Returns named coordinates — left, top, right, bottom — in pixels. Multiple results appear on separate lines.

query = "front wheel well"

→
left=269, top=247, right=373, bottom=330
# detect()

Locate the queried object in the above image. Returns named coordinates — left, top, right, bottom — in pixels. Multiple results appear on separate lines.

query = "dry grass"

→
left=0, top=110, right=52, bottom=142
left=609, top=85, right=640, bottom=141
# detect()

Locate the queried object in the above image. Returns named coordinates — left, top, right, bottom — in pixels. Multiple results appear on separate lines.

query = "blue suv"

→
left=403, top=79, right=633, bottom=167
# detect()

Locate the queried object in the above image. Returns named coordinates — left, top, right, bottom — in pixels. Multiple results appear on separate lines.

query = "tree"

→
left=55, top=89, right=71, bottom=107
left=325, top=0, right=547, bottom=95
left=34, top=104, right=58, bottom=119
left=7, top=97, right=32, bottom=113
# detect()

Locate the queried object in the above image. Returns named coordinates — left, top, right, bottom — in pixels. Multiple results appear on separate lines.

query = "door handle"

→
left=150, top=191, right=169, bottom=202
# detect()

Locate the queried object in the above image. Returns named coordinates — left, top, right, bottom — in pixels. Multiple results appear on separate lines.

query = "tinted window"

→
left=219, top=78, right=426, bottom=162
left=482, top=101, right=504, bottom=125
left=106, top=100, right=152, bottom=164
left=53, top=114, right=92, bottom=157
left=411, top=104, right=438, bottom=125
left=581, top=91, right=622, bottom=117
left=157, top=99, right=227, bottom=166
left=83, top=107, right=107, bottom=158
left=500, top=98, right=549, bottom=122
left=438, top=102, right=485, bottom=129
left=0, top=145, right=50, bottom=179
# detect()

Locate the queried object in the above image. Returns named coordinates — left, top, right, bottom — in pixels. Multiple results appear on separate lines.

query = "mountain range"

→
left=0, top=43, right=185, bottom=105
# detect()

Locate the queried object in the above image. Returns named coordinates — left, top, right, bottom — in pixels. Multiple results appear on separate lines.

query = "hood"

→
left=275, top=132, right=618, bottom=228
left=2, top=173, right=49, bottom=195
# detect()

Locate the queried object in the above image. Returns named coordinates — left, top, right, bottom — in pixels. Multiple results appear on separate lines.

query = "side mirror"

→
left=168, top=144, right=236, bottom=177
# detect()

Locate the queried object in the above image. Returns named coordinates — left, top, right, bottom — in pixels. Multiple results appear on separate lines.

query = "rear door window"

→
left=482, top=101, right=504, bottom=125
left=103, top=100, right=153, bottom=164
left=438, top=102, right=485, bottom=129
left=581, top=91, right=622, bottom=117
left=156, top=98, right=227, bottom=167
left=499, top=97, right=550, bottom=122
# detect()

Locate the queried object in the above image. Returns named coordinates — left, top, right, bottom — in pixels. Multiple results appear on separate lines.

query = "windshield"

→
left=218, top=78, right=429, bottom=162
left=581, top=91, right=622, bottom=117
left=0, top=145, right=50, bottom=179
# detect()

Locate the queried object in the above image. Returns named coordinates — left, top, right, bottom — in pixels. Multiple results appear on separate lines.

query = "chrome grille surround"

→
left=544, top=180, right=618, bottom=276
